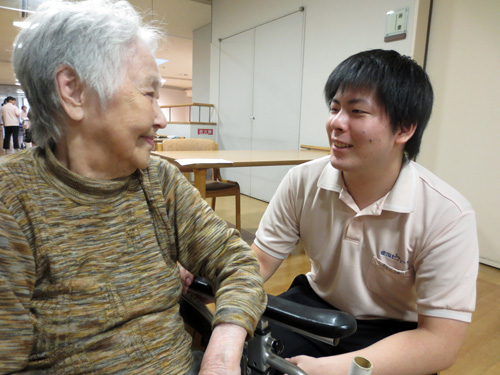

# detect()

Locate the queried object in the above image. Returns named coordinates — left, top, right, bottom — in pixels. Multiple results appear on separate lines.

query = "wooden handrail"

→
left=160, top=103, right=215, bottom=108
left=300, top=144, right=330, bottom=152
left=160, top=103, right=216, bottom=125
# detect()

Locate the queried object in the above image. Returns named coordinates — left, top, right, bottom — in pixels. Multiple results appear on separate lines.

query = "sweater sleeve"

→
left=0, top=201, right=35, bottom=373
left=155, top=160, right=267, bottom=337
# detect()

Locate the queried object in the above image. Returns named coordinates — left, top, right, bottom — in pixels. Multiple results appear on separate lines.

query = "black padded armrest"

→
left=265, top=295, right=356, bottom=340
left=188, top=277, right=357, bottom=340
left=188, top=277, right=215, bottom=298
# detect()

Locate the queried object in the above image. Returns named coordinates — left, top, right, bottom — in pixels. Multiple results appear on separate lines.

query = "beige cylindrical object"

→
left=348, top=356, right=373, bottom=375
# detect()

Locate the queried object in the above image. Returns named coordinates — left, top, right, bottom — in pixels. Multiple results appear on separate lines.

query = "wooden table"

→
left=151, top=149, right=329, bottom=197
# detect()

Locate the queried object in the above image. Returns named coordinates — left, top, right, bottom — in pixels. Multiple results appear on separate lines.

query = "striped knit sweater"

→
left=0, top=147, right=266, bottom=374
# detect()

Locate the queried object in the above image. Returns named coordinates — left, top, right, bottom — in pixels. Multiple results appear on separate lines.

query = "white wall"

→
left=210, top=0, right=428, bottom=148
left=421, top=0, right=500, bottom=267
left=192, top=23, right=212, bottom=104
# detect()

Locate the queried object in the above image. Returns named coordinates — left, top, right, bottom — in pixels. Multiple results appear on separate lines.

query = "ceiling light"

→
left=13, top=21, right=31, bottom=29
left=155, top=58, right=169, bottom=65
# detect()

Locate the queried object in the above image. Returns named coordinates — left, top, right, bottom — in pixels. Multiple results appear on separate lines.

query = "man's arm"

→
left=251, top=243, right=284, bottom=282
left=288, top=314, right=468, bottom=375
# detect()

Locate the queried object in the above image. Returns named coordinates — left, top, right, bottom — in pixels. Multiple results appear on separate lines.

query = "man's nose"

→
left=328, top=110, right=348, bottom=132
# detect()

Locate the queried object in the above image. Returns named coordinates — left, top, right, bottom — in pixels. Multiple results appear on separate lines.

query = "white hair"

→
left=12, top=0, right=162, bottom=149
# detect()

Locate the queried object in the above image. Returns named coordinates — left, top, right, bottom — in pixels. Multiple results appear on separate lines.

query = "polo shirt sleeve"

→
left=254, top=170, right=301, bottom=259
left=414, top=207, right=479, bottom=322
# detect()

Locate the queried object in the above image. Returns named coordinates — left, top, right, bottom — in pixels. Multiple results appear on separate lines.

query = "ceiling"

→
left=0, top=0, right=212, bottom=97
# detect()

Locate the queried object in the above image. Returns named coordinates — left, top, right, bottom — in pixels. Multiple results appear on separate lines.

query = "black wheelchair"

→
left=180, top=278, right=357, bottom=375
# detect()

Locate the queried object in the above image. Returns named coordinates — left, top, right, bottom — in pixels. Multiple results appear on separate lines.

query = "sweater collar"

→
left=35, top=147, right=135, bottom=202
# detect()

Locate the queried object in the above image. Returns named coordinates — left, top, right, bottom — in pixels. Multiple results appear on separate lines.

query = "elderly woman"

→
left=0, top=1, right=266, bottom=374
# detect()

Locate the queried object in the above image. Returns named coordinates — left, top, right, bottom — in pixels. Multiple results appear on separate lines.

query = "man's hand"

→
left=199, top=323, right=247, bottom=375
left=285, top=355, right=330, bottom=375
left=285, top=315, right=469, bottom=375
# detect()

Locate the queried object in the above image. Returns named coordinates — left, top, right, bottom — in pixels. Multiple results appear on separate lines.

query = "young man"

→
left=252, top=49, right=479, bottom=375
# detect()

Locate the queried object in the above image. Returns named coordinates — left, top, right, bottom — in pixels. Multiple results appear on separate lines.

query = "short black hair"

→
left=324, top=49, right=433, bottom=160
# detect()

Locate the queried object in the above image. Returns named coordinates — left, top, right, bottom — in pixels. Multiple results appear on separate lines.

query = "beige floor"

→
left=213, top=194, right=500, bottom=375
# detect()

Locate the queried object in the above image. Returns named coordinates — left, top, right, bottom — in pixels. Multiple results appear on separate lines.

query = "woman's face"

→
left=73, top=41, right=167, bottom=179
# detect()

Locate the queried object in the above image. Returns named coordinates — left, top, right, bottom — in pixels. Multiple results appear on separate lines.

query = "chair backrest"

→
left=161, top=138, right=218, bottom=151
left=161, top=138, right=219, bottom=181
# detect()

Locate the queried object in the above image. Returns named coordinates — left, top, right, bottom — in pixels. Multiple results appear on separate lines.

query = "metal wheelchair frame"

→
left=180, top=278, right=357, bottom=375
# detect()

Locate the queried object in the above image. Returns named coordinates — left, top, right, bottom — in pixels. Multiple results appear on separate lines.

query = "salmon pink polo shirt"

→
left=255, top=156, right=478, bottom=323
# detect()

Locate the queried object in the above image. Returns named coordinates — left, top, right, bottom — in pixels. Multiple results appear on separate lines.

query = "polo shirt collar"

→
left=317, top=160, right=417, bottom=214
left=383, top=160, right=417, bottom=213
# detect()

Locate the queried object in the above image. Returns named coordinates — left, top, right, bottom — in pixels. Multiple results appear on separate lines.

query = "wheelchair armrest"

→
left=187, top=276, right=215, bottom=299
left=265, top=294, right=356, bottom=340
left=188, top=277, right=357, bottom=341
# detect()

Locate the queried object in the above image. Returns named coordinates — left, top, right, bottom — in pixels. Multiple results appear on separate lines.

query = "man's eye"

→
left=352, top=109, right=366, bottom=114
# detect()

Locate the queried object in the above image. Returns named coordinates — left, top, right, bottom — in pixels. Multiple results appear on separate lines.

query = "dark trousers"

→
left=3, top=126, right=19, bottom=149
left=269, top=275, right=430, bottom=374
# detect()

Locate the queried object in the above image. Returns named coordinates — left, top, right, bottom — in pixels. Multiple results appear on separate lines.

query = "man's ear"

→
left=55, top=65, right=85, bottom=122
left=395, top=124, right=417, bottom=145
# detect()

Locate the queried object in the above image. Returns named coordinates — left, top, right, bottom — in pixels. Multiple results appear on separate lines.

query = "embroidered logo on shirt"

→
left=380, top=250, right=408, bottom=266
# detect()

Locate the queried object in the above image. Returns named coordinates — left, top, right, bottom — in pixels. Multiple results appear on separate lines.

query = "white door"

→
left=218, top=11, right=304, bottom=201
left=218, top=28, right=255, bottom=194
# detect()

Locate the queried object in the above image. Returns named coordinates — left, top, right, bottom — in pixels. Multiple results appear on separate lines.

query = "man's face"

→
left=325, top=87, right=405, bottom=177
left=80, top=41, right=167, bottom=178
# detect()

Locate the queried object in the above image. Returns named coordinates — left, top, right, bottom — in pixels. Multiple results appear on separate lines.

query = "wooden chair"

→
left=161, top=138, right=241, bottom=231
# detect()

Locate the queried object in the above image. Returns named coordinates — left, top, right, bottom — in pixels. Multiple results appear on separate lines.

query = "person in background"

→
left=1, top=96, right=20, bottom=152
left=251, top=49, right=479, bottom=375
left=0, top=98, right=5, bottom=148
left=18, top=106, right=29, bottom=149
left=21, top=108, right=33, bottom=149
left=0, top=1, right=266, bottom=374
left=20, top=105, right=29, bottom=121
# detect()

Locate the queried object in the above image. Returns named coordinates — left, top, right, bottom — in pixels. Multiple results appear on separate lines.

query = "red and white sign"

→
left=198, top=129, right=213, bottom=135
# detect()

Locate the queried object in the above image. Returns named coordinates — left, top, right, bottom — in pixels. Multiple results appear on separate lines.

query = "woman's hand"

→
left=177, top=263, right=194, bottom=294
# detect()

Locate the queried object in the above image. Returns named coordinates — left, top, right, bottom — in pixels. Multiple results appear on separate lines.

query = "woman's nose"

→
left=154, top=101, right=167, bottom=129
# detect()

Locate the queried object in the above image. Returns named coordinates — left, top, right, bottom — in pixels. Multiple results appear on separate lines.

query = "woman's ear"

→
left=395, top=124, right=417, bottom=145
left=55, top=65, right=85, bottom=122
